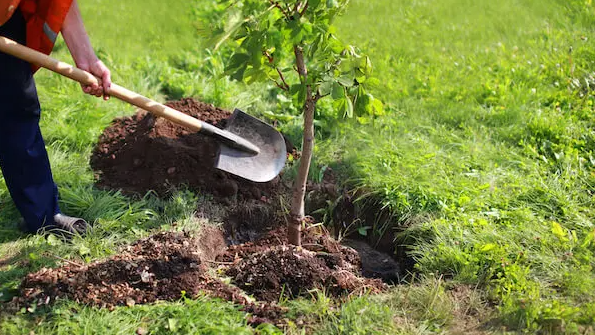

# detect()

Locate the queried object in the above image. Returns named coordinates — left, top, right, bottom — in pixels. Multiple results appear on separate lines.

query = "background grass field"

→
left=2, top=0, right=595, bottom=333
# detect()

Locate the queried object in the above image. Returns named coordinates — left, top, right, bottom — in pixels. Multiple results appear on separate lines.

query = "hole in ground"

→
left=221, top=187, right=414, bottom=286
left=328, top=193, right=419, bottom=284
left=303, top=169, right=418, bottom=284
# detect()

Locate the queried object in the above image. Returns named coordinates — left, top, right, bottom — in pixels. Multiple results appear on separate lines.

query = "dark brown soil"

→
left=221, top=226, right=385, bottom=302
left=18, top=229, right=285, bottom=326
left=90, top=98, right=285, bottom=199
left=17, top=225, right=387, bottom=327
left=20, top=231, right=242, bottom=305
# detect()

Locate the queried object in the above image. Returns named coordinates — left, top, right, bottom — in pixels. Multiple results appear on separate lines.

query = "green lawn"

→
left=2, top=0, right=595, bottom=334
left=324, top=0, right=595, bottom=332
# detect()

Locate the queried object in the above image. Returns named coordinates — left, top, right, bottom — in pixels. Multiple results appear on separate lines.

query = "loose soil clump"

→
left=20, top=231, right=234, bottom=307
left=90, top=98, right=284, bottom=200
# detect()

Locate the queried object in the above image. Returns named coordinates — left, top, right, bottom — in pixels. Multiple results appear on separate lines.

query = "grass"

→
left=318, top=0, right=595, bottom=332
left=0, top=296, right=264, bottom=335
left=2, top=0, right=595, bottom=334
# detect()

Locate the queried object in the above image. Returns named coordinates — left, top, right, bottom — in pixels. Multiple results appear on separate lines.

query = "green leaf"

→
left=346, top=97, right=354, bottom=118
left=230, top=65, right=248, bottom=81
left=331, top=82, right=345, bottom=99
left=480, top=243, right=497, bottom=252
left=581, top=229, right=595, bottom=247
left=310, top=0, right=322, bottom=10
left=78, top=244, right=91, bottom=256
left=46, top=234, right=62, bottom=246
left=263, top=110, right=295, bottom=122
left=297, top=87, right=306, bottom=106
left=167, top=318, right=178, bottom=332
left=309, top=33, right=322, bottom=58
left=355, top=92, right=384, bottom=117
left=290, top=83, right=307, bottom=106
left=302, top=21, right=313, bottom=35
left=333, top=97, right=353, bottom=118
left=290, top=84, right=305, bottom=96
left=358, top=56, right=373, bottom=76
left=328, top=37, right=344, bottom=53
left=355, top=89, right=370, bottom=116
left=551, top=222, right=569, bottom=242
left=225, top=53, right=249, bottom=73
left=244, top=67, right=267, bottom=84
left=370, top=95, right=385, bottom=115
left=211, top=15, right=250, bottom=51
left=289, top=20, right=305, bottom=44
left=319, top=80, right=333, bottom=96
left=337, top=75, right=354, bottom=87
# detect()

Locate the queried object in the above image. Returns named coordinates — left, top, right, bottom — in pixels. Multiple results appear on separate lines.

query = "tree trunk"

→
left=289, top=45, right=315, bottom=246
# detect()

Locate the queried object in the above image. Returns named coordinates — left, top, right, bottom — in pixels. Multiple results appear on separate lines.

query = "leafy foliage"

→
left=211, top=0, right=383, bottom=121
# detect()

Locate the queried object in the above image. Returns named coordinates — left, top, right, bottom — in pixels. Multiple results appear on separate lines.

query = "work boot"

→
left=49, top=214, right=88, bottom=235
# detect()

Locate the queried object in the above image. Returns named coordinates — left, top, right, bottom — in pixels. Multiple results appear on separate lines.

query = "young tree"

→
left=213, top=0, right=383, bottom=245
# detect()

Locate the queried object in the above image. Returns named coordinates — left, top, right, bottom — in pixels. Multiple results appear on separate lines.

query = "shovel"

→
left=0, top=36, right=287, bottom=182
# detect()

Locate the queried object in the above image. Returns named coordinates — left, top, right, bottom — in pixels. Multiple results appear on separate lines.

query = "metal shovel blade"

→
left=215, top=109, right=287, bottom=182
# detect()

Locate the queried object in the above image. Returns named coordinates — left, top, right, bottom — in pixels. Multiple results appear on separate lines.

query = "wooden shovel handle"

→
left=0, top=36, right=205, bottom=133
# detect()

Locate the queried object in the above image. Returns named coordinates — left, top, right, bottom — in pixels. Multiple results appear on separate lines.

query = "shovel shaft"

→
left=0, top=36, right=206, bottom=133
left=107, top=83, right=205, bottom=133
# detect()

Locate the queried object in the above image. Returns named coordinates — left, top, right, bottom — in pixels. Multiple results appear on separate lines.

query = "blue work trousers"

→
left=0, top=10, right=60, bottom=232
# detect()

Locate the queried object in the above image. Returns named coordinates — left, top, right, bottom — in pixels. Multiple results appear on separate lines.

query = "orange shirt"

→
left=1, top=0, right=73, bottom=71
left=0, top=0, right=21, bottom=27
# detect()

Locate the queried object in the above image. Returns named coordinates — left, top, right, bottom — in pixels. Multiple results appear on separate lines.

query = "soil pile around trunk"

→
left=17, top=227, right=386, bottom=326
left=221, top=227, right=385, bottom=302
left=90, top=98, right=283, bottom=199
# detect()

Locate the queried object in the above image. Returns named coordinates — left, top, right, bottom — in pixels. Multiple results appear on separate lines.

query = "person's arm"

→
left=61, top=0, right=111, bottom=99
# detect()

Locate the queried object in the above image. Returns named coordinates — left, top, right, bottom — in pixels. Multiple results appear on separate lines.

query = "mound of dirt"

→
left=90, top=98, right=285, bottom=200
left=19, top=229, right=285, bottom=325
left=17, top=97, right=395, bottom=328
left=221, top=226, right=385, bottom=302
left=17, top=226, right=386, bottom=326
left=20, top=231, right=232, bottom=307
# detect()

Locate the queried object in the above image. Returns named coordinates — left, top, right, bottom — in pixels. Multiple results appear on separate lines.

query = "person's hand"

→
left=77, top=59, right=111, bottom=100
left=61, top=1, right=111, bottom=100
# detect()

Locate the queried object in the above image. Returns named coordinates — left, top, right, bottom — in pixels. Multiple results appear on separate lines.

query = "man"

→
left=0, top=0, right=111, bottom=234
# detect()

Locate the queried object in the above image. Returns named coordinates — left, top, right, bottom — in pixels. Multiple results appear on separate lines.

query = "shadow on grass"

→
left=309, top=154, right=444, bottom=283
left=0, top=192, right=25, bottom=244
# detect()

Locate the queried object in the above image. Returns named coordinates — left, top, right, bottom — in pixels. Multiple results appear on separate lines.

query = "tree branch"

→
left=295, top=46, right=307, bottom=83
left=269, top=0, right=290, bottom=18
left=264, top=51, right=290, bottom=91
left=299, top=1, right=309, bottom=16
left=273, top=78, right=289, bottom=91
left=294, top=1, right=301, bottom=14
left=314, top=91, right=323, bottom=102
left=276, top=68, right=290, bottom=90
